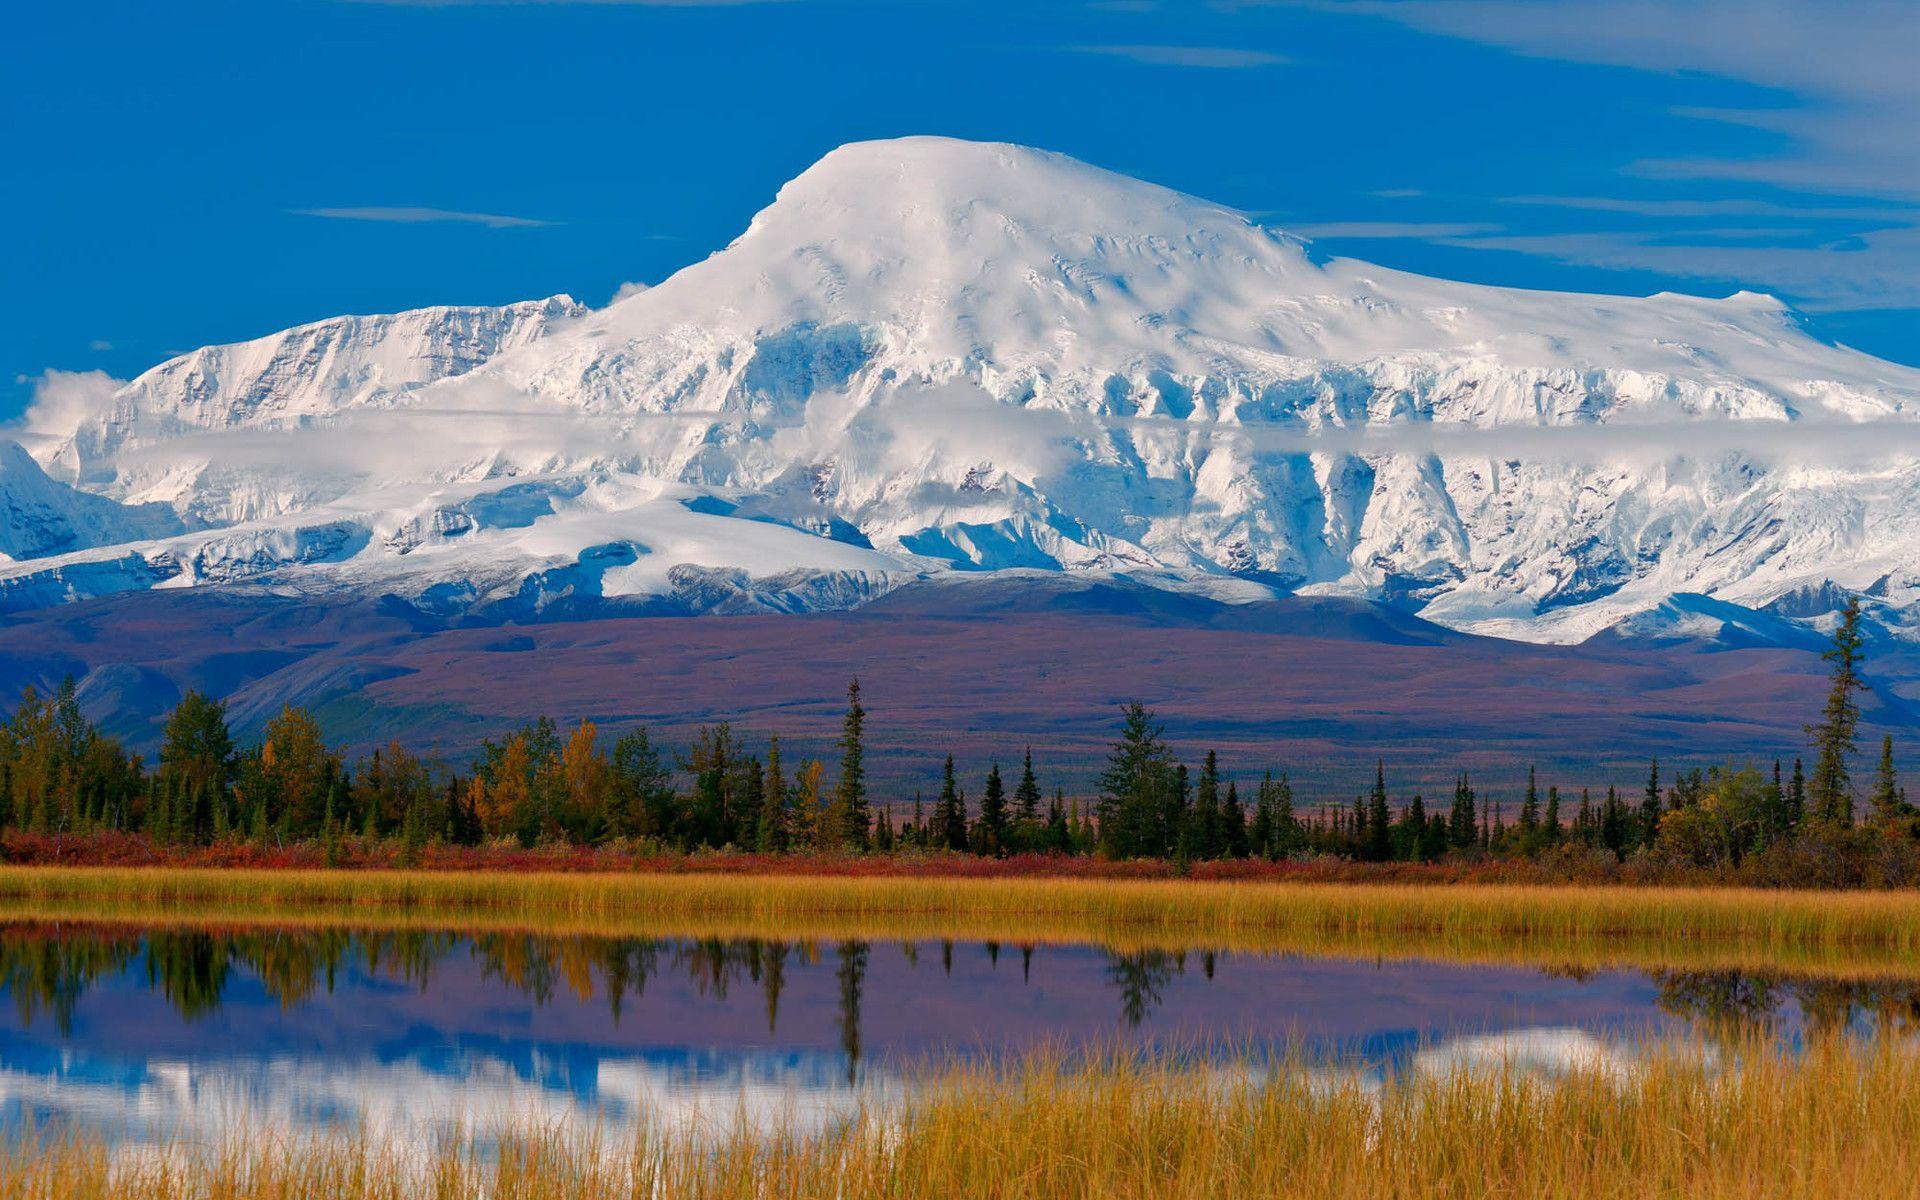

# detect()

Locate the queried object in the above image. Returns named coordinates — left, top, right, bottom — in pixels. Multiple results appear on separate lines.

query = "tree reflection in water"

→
left=1651, top=969, right=1920, bottom=1042
left=836, top=940, right=869, bottom=1085
left=9, top=924, right=1920, bottom=1062
left=1103, top=949, right=1183, bottom=1028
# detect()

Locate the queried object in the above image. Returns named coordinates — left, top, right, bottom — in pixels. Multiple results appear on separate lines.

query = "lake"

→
left=1, top=922, right=1911, bottom=1147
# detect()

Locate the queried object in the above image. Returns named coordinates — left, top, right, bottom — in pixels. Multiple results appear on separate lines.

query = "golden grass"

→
left=5, top=865, right=1920, bottom=979
left=4, top=1037, right=1918, bottom=1199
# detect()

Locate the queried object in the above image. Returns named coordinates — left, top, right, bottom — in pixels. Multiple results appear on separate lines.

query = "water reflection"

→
left=2, top=923, right=1916, bottom=1149
left=1650, top=969, right=1920, bottom=1041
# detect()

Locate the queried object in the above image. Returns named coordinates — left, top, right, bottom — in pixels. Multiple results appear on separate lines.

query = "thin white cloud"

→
left=12, top=369, right=123, bottom=456
left=1072, top=44, right=1290, bottom=68
left=1367, top=188, right=1426, bottom=199
left=1332, top=0, right=1920, bottom=202
left=1499, top=194, right=1920, bottom=222
left=1292, top=221, right=1504, bottom=239
left=1435, top=226, right=1920, bottom=311
left=1285, top=1, right=1920, bottom=315
left=291, top=206, right=555, bottom=229
left=88, top=339, right=114, bottom=352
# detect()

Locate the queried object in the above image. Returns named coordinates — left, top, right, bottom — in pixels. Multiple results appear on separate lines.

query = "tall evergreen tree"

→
left=834, top=678, right=870, bottom=849
left=1013, top=748, right=1042, bottom=823
left=1869, top=734, right=1907, bottom=828
left=1190, top=751, right=1223, bottom=859
left=1807, top=596, right=1866, bottom=825
left=1788, top=757, right=1807, bottom=828
left=1249, top=771, right=1274, bottom=858
left=756, top=735, right=789, bottom=852
left=1096, top=703, right=1177, bottom=858
left=1221, top=779, right=1248, bottom=858
left=1365, top=762, right=1393, bottom=862
left=936, top=754, right=968, bottom=851
left=1764, top=759, right=1789, bottom=839
left=1517, top=765, right=1541, bottom=846
left=1600, top=786, right=1628, bottom=858
left=1448, top=775, right=1478, bottom=849
left=1045, top=789, right=1071, bottom=852
left=157, top=691, right=235, bottom=843
left=1639, top=758, right=1663, bottom=848
left=973, top=762, right=1009, bottom=856
left=1396, top=793, right=1429, bottom=862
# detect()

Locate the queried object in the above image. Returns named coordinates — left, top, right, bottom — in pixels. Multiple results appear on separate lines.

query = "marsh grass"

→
left=6, top=866, right=1920, bottom=979
left=4, top=1036, right=1918, bottom=1199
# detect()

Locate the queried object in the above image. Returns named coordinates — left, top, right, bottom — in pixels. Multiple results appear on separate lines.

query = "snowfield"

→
left=8, top=136, right=1920, bottom=642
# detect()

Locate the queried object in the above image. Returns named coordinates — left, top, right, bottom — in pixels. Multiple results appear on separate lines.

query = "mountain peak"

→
left=733, top=135, right=1292, bottom=270
left=10, top=139, right=1920, bottom=644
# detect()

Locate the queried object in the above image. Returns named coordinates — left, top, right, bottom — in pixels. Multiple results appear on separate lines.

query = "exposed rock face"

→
left=10, top=138, right=1920, bottom=643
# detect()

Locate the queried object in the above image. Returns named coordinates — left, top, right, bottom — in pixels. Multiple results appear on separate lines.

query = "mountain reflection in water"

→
left=1, top=924, right=1914, bottom=1147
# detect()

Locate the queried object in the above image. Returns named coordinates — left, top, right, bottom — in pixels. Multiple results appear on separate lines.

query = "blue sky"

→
left=5, top=0, right=1916, bottom=418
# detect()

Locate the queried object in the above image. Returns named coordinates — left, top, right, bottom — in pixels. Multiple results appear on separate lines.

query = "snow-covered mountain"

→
left=0, top=440, right=182, bottom=563
left=9, top=136, right=1920, bottom=641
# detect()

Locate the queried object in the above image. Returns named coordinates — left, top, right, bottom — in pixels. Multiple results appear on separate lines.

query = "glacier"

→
left=8, top=136, right=1920, bottom=643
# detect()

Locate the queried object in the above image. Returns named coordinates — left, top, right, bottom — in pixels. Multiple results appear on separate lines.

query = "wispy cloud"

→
left=1434, top=226, right=1920, bottom=311
left=291, top=206, right=556, bottom=229
left=1499, top=194, right=1920, bottom=221
left=1292, top=220, right=1503, bottom=239
left=1367, top=188, right=1426, bottom=199
left=1332, top=0, right=1920, bottom=203
left=1289, top=1, right=1920, bottom=315
left=1071, top=44, right=1289, bottom=68
left=87, top=340, right=113, bottom=352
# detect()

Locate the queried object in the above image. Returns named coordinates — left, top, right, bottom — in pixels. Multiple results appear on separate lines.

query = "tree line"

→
left=0, top=600, right=1910, bottom=874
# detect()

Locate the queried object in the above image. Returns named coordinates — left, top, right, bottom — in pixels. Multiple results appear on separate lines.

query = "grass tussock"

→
left=6, top=866, right=1920, bottom=976
left=4, top=1037, right=1919, bottom=1199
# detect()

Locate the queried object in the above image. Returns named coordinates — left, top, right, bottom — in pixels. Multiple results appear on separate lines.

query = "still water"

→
left=0, top=923, right=1912, bottom=1145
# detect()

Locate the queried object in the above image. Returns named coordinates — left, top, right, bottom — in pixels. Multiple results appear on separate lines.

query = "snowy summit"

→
left=7, top=137, right=1920, bottom=642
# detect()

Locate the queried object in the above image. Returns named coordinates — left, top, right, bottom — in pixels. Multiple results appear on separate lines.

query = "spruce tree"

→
left=1249, top=771, right=1275, bottom=859
left=1639, top=758, right=1662, bottom=848
left=1517, top=765, right=1541, bottom=848
left=1788, top=757, right=1807, bottom=828
left=757, top=735, right=788, bottom=853
left=1544, top=785, right=1562, bottom=846
left=1807, top=596, right=1866, bottom=825
left=1014, top=748, right=1042, bottom=823
left=937, top=754, right=968, bottom=851
left=1190, top=751, right=1222, bottom=859
left=1045, top=790, right=1070, bottom=852
left=1765, top=759, right=1789, bottom=839
left=1869, top=734, right=1907, bottom=827
left=1448, top=775, right=1477, bottom=849
left=1221, top=779, right=1248, bottom=858
left=832, top=679, right=871, bottom=849
left=1095, top=703, right=1177, bottom=858
left=1171, top=763, right=1193, bottom=861
left=158, top=691, right=234, bottom=844
left=1365, top=762, right=1392, bottom=862
left=1600, top=786, right=1628, bottom=857
left=1397, top=793, right=1428, bottom=861
left=974, top=762, right=1009, bottom=856
left=1273, top=773, right=1300, bottom=859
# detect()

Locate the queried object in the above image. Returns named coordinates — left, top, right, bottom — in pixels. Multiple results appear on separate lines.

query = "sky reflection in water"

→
left=0, top=925, right=1913, bottom=1146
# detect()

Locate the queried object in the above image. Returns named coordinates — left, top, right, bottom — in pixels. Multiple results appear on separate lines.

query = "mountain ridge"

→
left=8, top=136, right=1920, bottom=644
